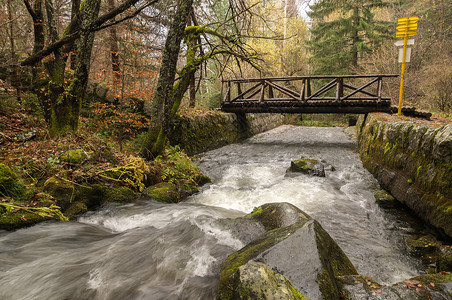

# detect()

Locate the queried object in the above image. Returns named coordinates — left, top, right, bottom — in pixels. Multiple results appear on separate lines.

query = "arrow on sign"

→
left=397, top=24, right=418, bottom=31
left=396, top=31, right=418, bottom=37
left=398, top=16, right=420, bottom=23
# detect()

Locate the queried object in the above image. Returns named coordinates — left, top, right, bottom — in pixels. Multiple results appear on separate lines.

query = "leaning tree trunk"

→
left=49, top=0, right=101, bottom=136
left=140, top=0, right=194, bottom=159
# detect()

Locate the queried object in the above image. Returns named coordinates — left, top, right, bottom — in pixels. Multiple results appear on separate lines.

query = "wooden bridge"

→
left=221, top=75, right=398, bottom=114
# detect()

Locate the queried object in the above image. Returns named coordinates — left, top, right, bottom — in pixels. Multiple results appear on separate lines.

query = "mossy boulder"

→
left=142, top=182, right=180, bottom=203
left=287, top=157, right=326, bottom=177
left=59, top=149, right=90, bottom=165
left=374, top=190, right=401, bottom=209
left=0, top=164, right=26, bottom=199
left=217, top=203, right=357, bottom=300
left=43, top=176, right=74, bottom=210
left=0, top=211, right=49, bottom=230
left=231, top=261, right=308, bottom=299
left=65, top=201, right=88, bottom=217
left=105, top=186, right=136, bottom=203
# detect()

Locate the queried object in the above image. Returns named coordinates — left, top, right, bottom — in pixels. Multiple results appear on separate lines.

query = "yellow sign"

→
left=396, top=30, right=418, bottom=37
left=398, top=16, right=420, bottom=24
left=397, top=16, right=419, bottom=116
left=396, top=24, right=418, bottom=31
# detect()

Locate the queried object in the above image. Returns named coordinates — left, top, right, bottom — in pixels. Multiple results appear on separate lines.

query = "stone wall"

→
left=169, top=112, right=287, bottom=155
left=357, top=113, right=452, bottom=237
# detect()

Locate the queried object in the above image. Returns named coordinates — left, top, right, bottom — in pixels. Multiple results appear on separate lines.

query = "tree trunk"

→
left=7, top=0, right=21, bottom=102
left=350, top=6, right=360, bottom=71
left=108, top=0, right=121, bottom=84
left=140, top=0, right=194, bottom=159
left=60, top=0, right=101, bottom=135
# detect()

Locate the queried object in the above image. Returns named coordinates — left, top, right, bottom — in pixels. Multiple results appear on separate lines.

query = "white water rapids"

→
left=0, top=125, right=424, bottom=299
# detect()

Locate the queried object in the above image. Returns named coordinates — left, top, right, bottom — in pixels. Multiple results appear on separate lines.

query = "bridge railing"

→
left=222, top=75, right=398, bottom=104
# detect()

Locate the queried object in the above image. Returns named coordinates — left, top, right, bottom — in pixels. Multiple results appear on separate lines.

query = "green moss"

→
left=290, top=286, right=308, bottom=300
left=59, top=149, right=89, bottom=165
left=410, top=272, right=452, bottom=284
left=416, top=166, right=423, bottom=178
left=248, top=206, right=263, bottom=217
left=65, top=201, right=88, bottom=217
left=0, top=211, right=49, bottom=230
left=0, top=164, right=26, bottom=200
left=105, top=186, right=136, bottom=203
left=142, top=182, right=180, bottom=203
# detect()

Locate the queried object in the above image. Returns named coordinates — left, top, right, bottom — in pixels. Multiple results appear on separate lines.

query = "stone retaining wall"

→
left=357, top=113, right=452, bottom=237
left=169, top=112, right=287, bottom=155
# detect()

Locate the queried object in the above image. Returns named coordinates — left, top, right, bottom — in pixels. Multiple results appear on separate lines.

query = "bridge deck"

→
left=221, top=75, right=398, bottom=114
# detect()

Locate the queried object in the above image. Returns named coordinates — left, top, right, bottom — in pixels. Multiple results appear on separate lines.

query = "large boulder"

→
left=217, top=203, right=358, bottom=300
left=142, top=182, right=180, bottom=203
left=287, top=157, right=326, bottom=177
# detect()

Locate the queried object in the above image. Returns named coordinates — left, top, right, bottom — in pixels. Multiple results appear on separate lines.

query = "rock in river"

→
left=217, top=202, right=358, bottom=300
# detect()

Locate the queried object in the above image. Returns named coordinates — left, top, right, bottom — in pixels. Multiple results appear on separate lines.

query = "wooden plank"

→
left=306, top=79, right=337, bottom=100
left=259, top=83, right=265, bottom=102
left=231, top=82, right=261, bottom=102
left=224, top=86, right=230, bottom=103
left=342, top=83, right=376, bottom=97
left=299, top=79, right=305, bottom=101
left=336, top=78, right=343, bottom=101
left=222, top=74, right=398, bottom=83
left=342, top=78, right=379, bottom=100
left=265, top=80, right=300, bottom=100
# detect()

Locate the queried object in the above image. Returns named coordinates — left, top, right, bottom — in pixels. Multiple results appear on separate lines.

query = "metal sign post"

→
left=396, top=16, right=419, bottom=116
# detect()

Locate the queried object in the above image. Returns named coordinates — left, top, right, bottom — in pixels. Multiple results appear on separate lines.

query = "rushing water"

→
left=0, top=125, right=424, bottom=300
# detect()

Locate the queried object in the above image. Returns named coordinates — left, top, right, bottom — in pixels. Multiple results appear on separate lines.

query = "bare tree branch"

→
left=21, top=0, right=159, bottom=66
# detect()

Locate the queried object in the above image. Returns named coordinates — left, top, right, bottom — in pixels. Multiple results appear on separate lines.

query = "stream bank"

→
left=357, top=113, right=452, bottom=238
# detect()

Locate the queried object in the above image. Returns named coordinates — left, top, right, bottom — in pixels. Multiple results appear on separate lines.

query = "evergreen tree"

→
left=307, top=0, right=394, bottom=75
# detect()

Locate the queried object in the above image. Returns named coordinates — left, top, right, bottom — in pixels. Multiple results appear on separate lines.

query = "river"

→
left=0, top=125, right=424, bottom=299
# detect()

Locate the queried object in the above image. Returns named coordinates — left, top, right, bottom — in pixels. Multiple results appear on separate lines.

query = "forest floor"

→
left=0, top=84, right=207, bottom=229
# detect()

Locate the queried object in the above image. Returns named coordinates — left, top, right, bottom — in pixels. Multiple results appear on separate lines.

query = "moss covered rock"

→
left=374, top=190, right=401, bottom=209
left=105, top=186, right=136, bottom=203
left=43, top=176, right=74, bottom=210
left=59, top=149, right=89, bottom=165
left=287, top=157, right=326, bottom=177
left=0, top=164, right=26, bottom=199
left=65, top=201, right=88, bottom=217
left=231, top=261, right=308, bottom=299
left=217, top=203, right=357, bottom=300
left=0, top=211, right=49, bottom=230
left=142, top=182, right=180, bottom=203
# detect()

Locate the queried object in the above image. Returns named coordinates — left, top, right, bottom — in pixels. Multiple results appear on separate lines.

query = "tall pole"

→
left=398, top=36, right=408, bottom=116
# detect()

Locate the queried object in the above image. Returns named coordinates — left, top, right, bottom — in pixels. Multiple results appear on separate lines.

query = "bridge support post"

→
left=235, top=112, right=251, bottom=139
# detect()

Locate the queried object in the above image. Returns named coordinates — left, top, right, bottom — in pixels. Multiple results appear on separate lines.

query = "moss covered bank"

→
left=170, top=111, right=287, bottom=155
left=357, top=113, right=452, bottom=237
